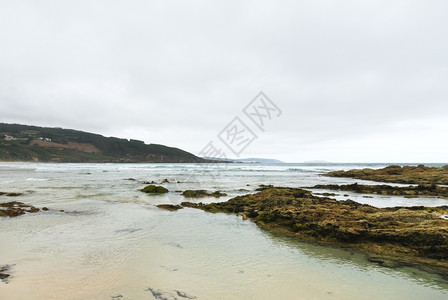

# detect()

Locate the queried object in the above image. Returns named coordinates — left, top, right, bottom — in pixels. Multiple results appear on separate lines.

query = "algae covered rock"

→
left=181, top=190, right=227, bottom=198
left=0, top=192, right=23, bottom=197
left=140, top=185, right=168, bottom=194
left=324, top=165, right=448, bottom=185
left=309, top=183, right=448, bottom=198
left=156, top=204, right=183, bottom=211
left=184, top=187, right=448, bottom=276
left=0, top=201, right=40, bottom=217
left=181, top=202, right=204, bottom=208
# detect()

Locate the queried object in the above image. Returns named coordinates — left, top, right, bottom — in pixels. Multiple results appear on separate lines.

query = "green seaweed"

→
left=181, top=190, right=227, bottom=198
left=181, top=187, right=448, bottom=276
left=140, top=185, right=169, bottom=194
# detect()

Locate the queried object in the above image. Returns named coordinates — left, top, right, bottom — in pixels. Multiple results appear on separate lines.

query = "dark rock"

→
left=324, top=165, right=448, bottom=185
left=157, top=204, right=183, bottom=211
left=0, top=265, right=13, bottom=283
left=0, top=202, right=40, bottom=217
left=0, top=273, right=9, bottom=280
left=309, top=183, right=448, bottom=198
left=181, top=202, right=205, bottom=209
left=184, top=187, right=448, bottom=277
left=140, top=185, right=169, bottom=194
left=0, top=192, right=23, bottom=197
left=181, top=190, right=227, bottom=198
left=255, top=184, right=274, bottom=191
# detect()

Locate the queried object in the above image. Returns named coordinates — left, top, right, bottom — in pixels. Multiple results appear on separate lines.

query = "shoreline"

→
left=3, top=163, right=448, bottom=281
left=2, top=163, right=448, bottom=298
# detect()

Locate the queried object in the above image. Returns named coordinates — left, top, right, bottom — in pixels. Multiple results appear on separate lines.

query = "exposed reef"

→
left=182, top=187, right=448, bottom=276
left=0, top=201, right=40, bottom=217
left=324, top=165, right=448, bottom=185
left=309, top=183, right=448, bottom=198
left=157, top=204, right=183, bottom=211
left=140, top=185, right=169, bottom=194
left=181, top=190, right=227, bottom=198
left=0, top=192, right=23, bottom=197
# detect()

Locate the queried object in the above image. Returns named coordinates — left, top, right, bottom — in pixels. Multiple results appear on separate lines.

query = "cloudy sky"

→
left=1, top=0, right=447, bottom=162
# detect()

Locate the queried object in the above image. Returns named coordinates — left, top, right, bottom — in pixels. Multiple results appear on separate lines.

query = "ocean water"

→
left=1, top=162, right=448, bottom=299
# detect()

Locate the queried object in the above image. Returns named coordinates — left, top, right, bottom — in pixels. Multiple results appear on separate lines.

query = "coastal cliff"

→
left=0, top=123, right=207, bottom=163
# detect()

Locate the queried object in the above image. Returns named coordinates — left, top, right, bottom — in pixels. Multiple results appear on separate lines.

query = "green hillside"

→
left=0, top=123, right=205, bottom=163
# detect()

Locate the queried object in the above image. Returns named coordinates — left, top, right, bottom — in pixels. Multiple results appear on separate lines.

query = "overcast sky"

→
left=1, top=0, right=447, bottom=162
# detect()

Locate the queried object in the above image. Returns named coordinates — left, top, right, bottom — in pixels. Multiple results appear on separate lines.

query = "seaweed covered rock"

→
left=255, top=184, right=274, bottom=191
left=140, top=185, right=169, bottom=194
left=324, top=165, right=448, bottom=185
left=0, top=192, right=23, bottom=197
left=309, top=183, right=448, bottom=198
left=183, top=187, right=448, bottom=275
left=181, top=202, right=203, bottom=208
left=0, top=201, right=40, bottom=217
left=156, top=204, right=183, bottom=211
left=181, top=190, right=227, bottom=198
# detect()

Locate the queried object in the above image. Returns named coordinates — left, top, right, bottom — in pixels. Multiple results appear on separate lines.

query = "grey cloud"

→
left=1, top=0, right=447, bottom=162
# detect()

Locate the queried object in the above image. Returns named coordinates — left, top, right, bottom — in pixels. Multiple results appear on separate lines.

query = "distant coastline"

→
left=0, top=123, right=208, bottom=163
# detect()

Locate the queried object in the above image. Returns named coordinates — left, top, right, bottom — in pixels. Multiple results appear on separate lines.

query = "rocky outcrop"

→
left=0, top=192, right=23, bottom=197
left=0, top=201, right=40, bottom=217
left=182, top=188, right=448, bottom=276
left=181, top=190, right=227, bottom=198
left=140, top=185, right=169, bottom=194
left=157, top=204, right=183, bottom=211
left=324, top=165, right=448, bottom=185
left=309, top=183, right=448, bottom=198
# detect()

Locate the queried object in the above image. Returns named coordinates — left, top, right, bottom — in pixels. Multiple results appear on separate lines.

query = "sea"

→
left=1, top=162, right=448, bottom=299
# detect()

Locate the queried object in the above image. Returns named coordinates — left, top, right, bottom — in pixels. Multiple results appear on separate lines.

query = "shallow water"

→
left=1, top=163, right=448, bottom=299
